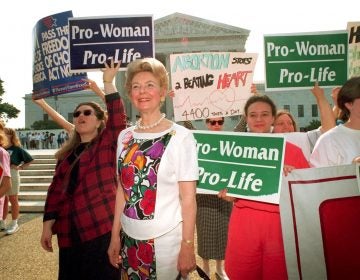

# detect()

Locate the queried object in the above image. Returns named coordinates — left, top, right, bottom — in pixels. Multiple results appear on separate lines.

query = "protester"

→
left=2, top=127, right=33, bottom=234
left=0, top=125, right=12, bottom=231
left=196, top=117, right=231, bottom=279
left=272, top=82, right=336, bottom=154
left=108, top=58, right=199, bottom=279
left=330, top=86, right=344, bottom=125
left=40, top=60, right=127, bottom=280
left=310, top=76, right=360, bottom=167
left=33, top=79, right=105, bottom=134
left=219, top=94, right=309, bottom=279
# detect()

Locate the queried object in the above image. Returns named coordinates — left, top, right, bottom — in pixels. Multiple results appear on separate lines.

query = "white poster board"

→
left=347, top=22, right=360, bottom=78
left=170, top=52, right=257, bottom=121
left=280, top=164, right=360, bottom=279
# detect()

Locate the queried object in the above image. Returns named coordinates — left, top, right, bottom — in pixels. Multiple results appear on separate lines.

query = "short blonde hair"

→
left=0, top=130, right=8, bottom=147
left=4, top=127, right=21, bottom=147
left=125, top=58, right=169, bottom=95
left=0, top=119, right=5, bottom=131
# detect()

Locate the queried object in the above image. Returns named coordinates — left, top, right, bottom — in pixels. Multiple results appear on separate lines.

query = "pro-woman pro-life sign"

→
left=194, top=130, right=285, bottom=204
left=264, top=31, right=348, bottom=91
left=170, top=52, right=257, bottom=122
left=69, top=15, right=154, bottom=71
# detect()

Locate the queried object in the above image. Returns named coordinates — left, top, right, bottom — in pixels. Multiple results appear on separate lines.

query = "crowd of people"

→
left=17, top=130, right=69, bottom=150
left=0, top=56, right=359, bottom=279
left=0, top=121, right=34, bottom=235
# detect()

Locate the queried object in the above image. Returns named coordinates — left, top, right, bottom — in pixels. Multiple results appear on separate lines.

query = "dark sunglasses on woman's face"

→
left=209, top=120, right=224, bottom=125
left=73, top=109, right=94, bottom=118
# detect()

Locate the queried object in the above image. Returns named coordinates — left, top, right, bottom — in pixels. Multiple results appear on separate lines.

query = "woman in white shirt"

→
left=108, top=58, right=198, bottom=279
left=310, top=76, right=360, bottom=167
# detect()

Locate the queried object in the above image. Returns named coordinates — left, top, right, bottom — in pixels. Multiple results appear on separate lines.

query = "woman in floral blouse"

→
left=108, top=58, right=199, bottom=279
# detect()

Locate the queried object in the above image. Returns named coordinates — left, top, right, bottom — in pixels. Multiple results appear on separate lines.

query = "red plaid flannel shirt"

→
left=44, top=93, right=127, bottom=248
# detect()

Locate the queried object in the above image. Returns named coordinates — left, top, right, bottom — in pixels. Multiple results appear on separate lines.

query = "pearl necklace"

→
left=135, top=113, right=166, bottom=130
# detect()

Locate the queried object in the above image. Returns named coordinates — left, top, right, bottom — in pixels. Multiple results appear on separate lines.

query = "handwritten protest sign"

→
left=194, top=130, right=285, bottom=204
left=170, top=52, right=257, bottom=122
left=69, top=15, right=154, bottom=71
left=264, top=31, right=348, bottom=91
left=32, top=11, right=88, bottom=100
left=347, top=22, right=360, bottom=78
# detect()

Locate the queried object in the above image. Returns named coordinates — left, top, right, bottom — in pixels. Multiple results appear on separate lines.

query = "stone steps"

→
left=17, top=150, right=57, bottom=213
left=18, top=200, right=45, bottom=212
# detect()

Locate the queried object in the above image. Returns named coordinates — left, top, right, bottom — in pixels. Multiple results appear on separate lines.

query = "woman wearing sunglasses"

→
left=40, top=60, right=127, bottom=280
left=196, top=117, right=231, bottom=279
left=32, top=79, right=105, bottom=133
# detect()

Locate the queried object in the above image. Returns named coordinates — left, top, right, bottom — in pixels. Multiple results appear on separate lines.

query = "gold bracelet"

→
left=182, top=239, right=194, bottom=246
left=103, top=80, right=113, bottom=83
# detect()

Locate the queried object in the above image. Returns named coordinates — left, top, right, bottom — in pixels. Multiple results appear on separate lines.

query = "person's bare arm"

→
left=102, top=60, right=120, bottom=95
left=32, top=98, right=74, bottom=133
left=0, top=176, right=11, bottom=197
left=310, top=82, right=335, bottom=133
left=85, top=79, right=106, bottom=103
left=40, top=219, right=55, bottom=252
left=108, top=180, right=125, bottom=268
left=177, top=180, right=197, bottom=277
left=13, top=159, right=34, bottom=171
left=331, top=86, right=341, bottom=121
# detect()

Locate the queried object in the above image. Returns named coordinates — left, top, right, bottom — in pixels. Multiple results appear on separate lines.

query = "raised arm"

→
left=102, top=59, right=120, bottom=95
left=331, top=86, right=341, bottom=122
left=32, top=98, right=74, bottom=133
left=85, top=79, right=106, bottom=103
left=310, top=82, right=336, bottom=133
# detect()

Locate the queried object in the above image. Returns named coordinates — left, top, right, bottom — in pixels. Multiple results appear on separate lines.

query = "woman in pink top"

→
left=0, top=129, right=12, bottom=230
left=219, top=95, right=309, bottom=280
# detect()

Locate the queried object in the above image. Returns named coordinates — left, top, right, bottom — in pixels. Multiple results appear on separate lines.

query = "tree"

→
left=304, top=119, right=321, bottom=131
left=0, top=79, right=21, bottom=121
left=31, top=120, right=62, bottom=130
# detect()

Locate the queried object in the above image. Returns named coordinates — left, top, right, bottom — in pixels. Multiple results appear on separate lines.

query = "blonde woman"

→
left=2, top=127, right=33, bottom=234
left=0, top=129, right=11, bottom=231
left=108, top=58, right=199, bottom=279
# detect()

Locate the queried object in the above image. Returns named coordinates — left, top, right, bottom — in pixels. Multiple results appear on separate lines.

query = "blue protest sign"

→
left=69, top=15, right=154, bottom=71
left=32, top=10, right=88, bottom=99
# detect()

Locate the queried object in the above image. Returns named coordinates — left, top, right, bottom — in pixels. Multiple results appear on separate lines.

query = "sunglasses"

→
left=73, top=109, right=94, bottom=118
left=208, top=120, right=224, bottom=125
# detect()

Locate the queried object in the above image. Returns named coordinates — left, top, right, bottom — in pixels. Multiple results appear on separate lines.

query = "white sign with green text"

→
left=194, top=130, right=285, bottom=204
left=264, top=31, right=348, bottom=91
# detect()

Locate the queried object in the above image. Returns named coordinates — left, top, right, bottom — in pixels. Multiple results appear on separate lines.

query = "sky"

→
left=0, top=0, right=358, bottom=128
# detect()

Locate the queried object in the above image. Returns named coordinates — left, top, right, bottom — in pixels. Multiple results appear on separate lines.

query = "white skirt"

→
left=154, top=222, right=182, bottom=279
